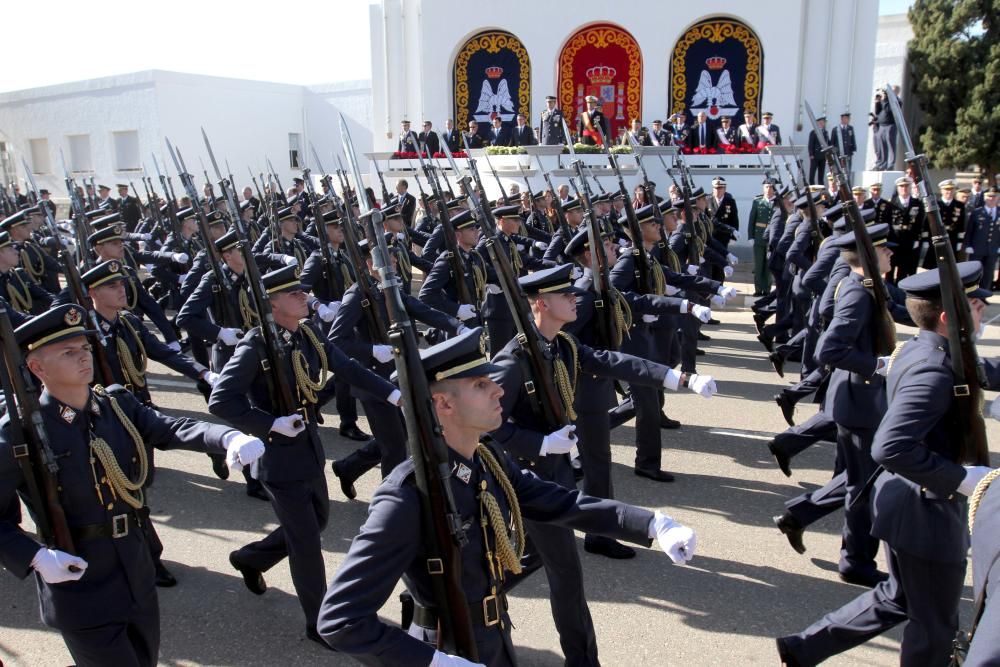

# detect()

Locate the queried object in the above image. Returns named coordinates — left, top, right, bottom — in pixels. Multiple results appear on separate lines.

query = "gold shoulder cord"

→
left=20, top=246, right=43, bottom=282
left=340, top=262, right=355, bottom=290
left=886, top=339, right=907, bottom=374
left=7, top=271, right=32, bottom=312
left=476, top=444, right=525, bottom=576
left=292, top=321, right=329, bottom=404
left=395, top=244, right=413, bottom=282
left=125, top=275, right=138, bottom=311
left=89, top=386, right=148, bottom=509
left=553, top=332, right=580, bottom=421
left=663, top=247, right=681, bottom=274
left=969, top=468, right=1000, bottom=533
left=470, top=251, right=487, bottom=301
left=116, top=315, right=148, bottom=388
left=649, top=257, right=667, bottom=296
left=507, top=238, right=524, bottom=275
left=238, top=288, right=259, bottom=330
left=609, top=287, right=633, bottom=347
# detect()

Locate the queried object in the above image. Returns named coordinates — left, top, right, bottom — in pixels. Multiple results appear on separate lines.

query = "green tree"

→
left=908, top=0, right=1000, bottom=178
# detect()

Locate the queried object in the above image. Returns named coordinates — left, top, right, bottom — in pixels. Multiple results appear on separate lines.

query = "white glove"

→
left=516, top=243, right=526, bottom=252
left=396, top=231, right=406, bottom=240
left=570, top=266, right=583, bottom=280
left=202, top=371, right=220, bottom=387
left=429, top=650, right=486, bottom=667
left=723, top=265, right=734, bottom=278
left=372, top=344, right=394, bottom=364
left=316, top=301, right=341, bottom=322
left=686, top=264, right=699, bottom=275
left=533, top=241, right=548, bottom=251
left=456, top=304, right=477, bottom=321
left=719, top=285, right=738, bottom=300
left=727, top=253, right=738, bottom=265
left=691, top=304, right=712, bottom=323
left=178, top=273, right=189, bottom=284
left=688, top=373, right=717, bottom=398
left=710, top=293, right=725, bottom=307
left=875, top=356, right=891, bottom=376
left=540, top=424, right=577, bottom=456
left=966, top=247, right=975, bottom=255
left=648, top=511, right=697, bottom=564
left=456, top=323, right=469, bottom=336
left=733, top=230, right=741, bottom=241
left=270, top=415, right=305, bottom=438
left=664, top=284, right=680, bottom=296
left=282, top=255, right=298, bottom=267
left=387, top=389, right=402, bottom=406
left=31, top=547, right=88, bottom=584
left=618, top=238, right=630, bottom=248
left=138, top=233, right=153, bottom=241
left=171, top=252, right=189, bottom=264
left=485, top=284, right=502, bottom=295
left=166, top=340, right=182, bottom=353
left=958, top=466, right=994, bottom=496
left=642, top=314, right=658, bottom=324
left=224, top=431, right=266, bottom=478
left=217, top=327, right=242, bottom=346
left=912, top=240, right=920, bottom=250
left=990, top=398, right=1000, bottom=422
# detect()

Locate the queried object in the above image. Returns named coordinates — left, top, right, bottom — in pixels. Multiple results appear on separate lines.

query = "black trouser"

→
left=336, top=398, right=408, bottom=482
left=771, top=409, right=838, bottom=461
left=61, top=589, right=160, bottom=667
left=809, top=157, right=824, bottom=185
left=334, top=377, right=358, bottom=427
left=232, top=475, right=330, bottom=628
left=837, top=425, right=879, bottom=576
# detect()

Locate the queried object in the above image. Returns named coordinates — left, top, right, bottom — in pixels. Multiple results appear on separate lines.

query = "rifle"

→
left=803, top=101, right=896, bottom=356
left=885, top=85, right=989, bottom=465
left=787, top=140, right=824, bottom=259
left=481, top=149, right=511, bottom=205
left=62, top=253, right=116, bottom=385
left=516, top=163, right=553, bottom=234
left=371, top=157, right=393, bottom=207
left=266, top=156, right=289, bottom=206
left=53, top=154, right=93, bottom=270
left=665, top=158, right=700, bottom=267
left=584, top=163, right=608, bottom=196
left=411, top=171, right=436, bottom=228
left=569, top=163, right=622, bottom=350
left=301, top=152, right=340, bottom=301
left=341, top=116, right=478, bottom=660
left=531, top=154, right=573, bottom=243
left=151, top=156, right=180, bottom=237
left=0, top=304, right=78, bottom=560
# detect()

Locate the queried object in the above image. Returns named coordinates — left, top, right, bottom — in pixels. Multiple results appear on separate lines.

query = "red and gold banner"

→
left=557, top=23, right=642, bottom=141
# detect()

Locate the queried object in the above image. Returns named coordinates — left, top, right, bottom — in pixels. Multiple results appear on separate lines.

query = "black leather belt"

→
left=70, top=507, right=148, bottom=542
left=413, top=592, right=508, bottom=629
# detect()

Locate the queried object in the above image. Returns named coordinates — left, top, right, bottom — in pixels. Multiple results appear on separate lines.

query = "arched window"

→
left=453, top=30, right=531, bottom=140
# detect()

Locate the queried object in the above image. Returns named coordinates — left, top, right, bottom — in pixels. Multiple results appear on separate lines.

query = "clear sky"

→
left=1, top=0, right=377, bottom=93
left=880, top=0, right=914, bottom=16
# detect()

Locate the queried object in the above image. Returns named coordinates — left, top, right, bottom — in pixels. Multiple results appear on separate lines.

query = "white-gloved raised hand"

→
left=686, top=264, right=699, bottom=276
left=875, top=356, right=891, bottom=376
left=456, top=304, right=478, bottom=321
left=31, top=547, right=88, bottom=584
left=990, top=398, right=1000, bottom=422
left=429, top=650, right=486, bottom=667
left=534, top=241, right=548, bottom=251
left=172, top=252, right=189, bottom=264
left=372, top=344, right=394, bottom=364
left=282, top=255, right=298, bottom=267
left=723, top=265, right=734, bottom=278
left=217, top=327, right=242, bottom=346
left=224, top=431, right=266, bottom=478
left=316, top=301, right=341, bottom=322
left=540, top=424, right=577, bottom=456
left=202, top=371, right=220, bottom=387
left=642, top=314, right=658, bottom=324
left=270, top=415, right=305, bottom=438
left=515, top=243, right=526, bottom=252
left=138, top=233, right=153, bottom=242
left=727, top=252, right=738, bottom=265
left=719, top=285, right=738, bottom=300
left=688, top=373, right=717, bottom=398
left=710, top=293, right=725, bottom=307
left=664, top=284, right=680, bottom=296
left=966, top=247, right=975, bottom=256
left=958, top=466, right=994, bottom=496
left=618, top=238, right=630, bottom=248
left=166, top=340, right=182, bottom=353
left=648, top=510, right=697, bottom=564
left=485, top=284, right=503, bottom=295
left=691, top=304, right=712, bottom=323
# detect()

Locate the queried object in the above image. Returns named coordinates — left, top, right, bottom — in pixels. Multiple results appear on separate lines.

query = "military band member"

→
left=778, top=262, right=995, bottom=667
left=963, top=187, right=1000, bottom=288
left=0, top=231, right=54, bottom=315
left=577, top=95, right=608, bottom=146
left=318, top=326, right=698, bottom=667
left=540, top=95, right=566, bottom=145
left=0, top=303, right=263, bottom=667
left=209, top=264, right=401, bottom=643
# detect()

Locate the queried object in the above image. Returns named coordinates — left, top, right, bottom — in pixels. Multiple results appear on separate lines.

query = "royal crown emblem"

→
left=706, top=56, right=727, bottom=71
left=64, top=307, right=83, bottom=326
left=585, top=65, right=617, bottom=85
left=485, top=66, right=504, bottom=79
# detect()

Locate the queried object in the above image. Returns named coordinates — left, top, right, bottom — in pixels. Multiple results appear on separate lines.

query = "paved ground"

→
left=2, top=275, right=998, bottom=666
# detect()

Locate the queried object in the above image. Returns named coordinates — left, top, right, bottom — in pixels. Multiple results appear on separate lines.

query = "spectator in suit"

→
left=417, top=121, right=440, bottom=155
left=512, top=113, right=536, bottom=146
left=464, top=120, right=484, bottom=149
left=807, top=116, right=830, bottom=185
left=488, top=117, right=510, bottom=146
left=394, top=179, right=417, bottom=227
left=831, top=112, right=858, bottom=174
left=441, top=119, right=461, bottom=153
left=687, top=112, right=716, bottom=151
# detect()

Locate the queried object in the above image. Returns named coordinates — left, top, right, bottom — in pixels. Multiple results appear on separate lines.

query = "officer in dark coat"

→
left=116, top=184, right=143, bottom=232
left=318, top=326, right=697, bottom=666
left=807, top=116, right=829, bottom=185
left=830, top=112, right=858, bottom=173
left=0, top=303, right=261, bottom=667
left=926, top=180, right=967, bottom=267
left=887, top=176, right=926, bottom=282
left=209, top=264, right=400, bottom=643
left=577, top=96, right=609, bottom=146
left=963, top=187, right=1000, bottom=288
left=540, top=96, right=566, bottom=145
left=778, top=262, right=994, bottom=666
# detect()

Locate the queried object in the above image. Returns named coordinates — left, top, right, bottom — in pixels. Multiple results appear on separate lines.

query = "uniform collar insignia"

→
left=59, top=405, right=76, bottom=423
left=101, top=320, right=111, bottom=333
left=282, top=330, right=292, bottom=343
left=454, top=462, right=473, bottom=484
left=89, top=398, right=101, bottom=415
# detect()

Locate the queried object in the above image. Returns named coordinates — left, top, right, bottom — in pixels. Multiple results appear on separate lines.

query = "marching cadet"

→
left=887, top=176, right=926, bottom=282
left=577, top=95, right=609, bottom=146
left=963, top=187, right=1000, bottom=288
left=417, top=209, right=488, bottom=330
left=777, top=262, right=995, bottom=667
left=318, top=326, right=698, bottom=666
left=418, top=196, right=468, bottom=263
left=152, top=207, right=200, bottom=313
left=967, top=466, right=1000, bottom=665
left=252, top=204, right=318, bottom=270
left=328, top=236, right=464, bottom=497
left=380, top=204, right=433, bottom=295
left=542, top=197, right=584, bottom=264
left=540, top=95, right=566, bottom=145
left=298, top=209, right=370, bottom=442
left=0, top=303, right=264, bottom=667
left=748, top=179, right=776, bottom=296
left=0, top=231, right=54, bottom=314
left=209, top=264, right=402, bottom=644
left=117, top=184, right=143, bottom=231
left=927, top=179, right=966, bottom=267
left=2, top=207, right=62, bottom=293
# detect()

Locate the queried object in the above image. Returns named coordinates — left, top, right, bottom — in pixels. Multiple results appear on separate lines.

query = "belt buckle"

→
left=111, top=514, right=129, bottom=538
left=482, top=594, right=500, bottom=627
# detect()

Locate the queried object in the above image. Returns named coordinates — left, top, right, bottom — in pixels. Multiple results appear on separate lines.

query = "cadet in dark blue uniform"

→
left=417, top=209, right=487, bottom=330
left=2, top=207, right=63, bottom=293
left=209, top=264, right=401, bottom=643
left=0, top=304, right=263, bottom=667
left=328, top=236, right=463, bottom=496
left=967, top=468, right=1000, bottom=665
left=489, top=265, right=713, bottom=666
left=777, top=262, right=995, bottom=666
left=318, top=327, right=697, bottom=667
left=0, top=231, right=54, bottom=315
